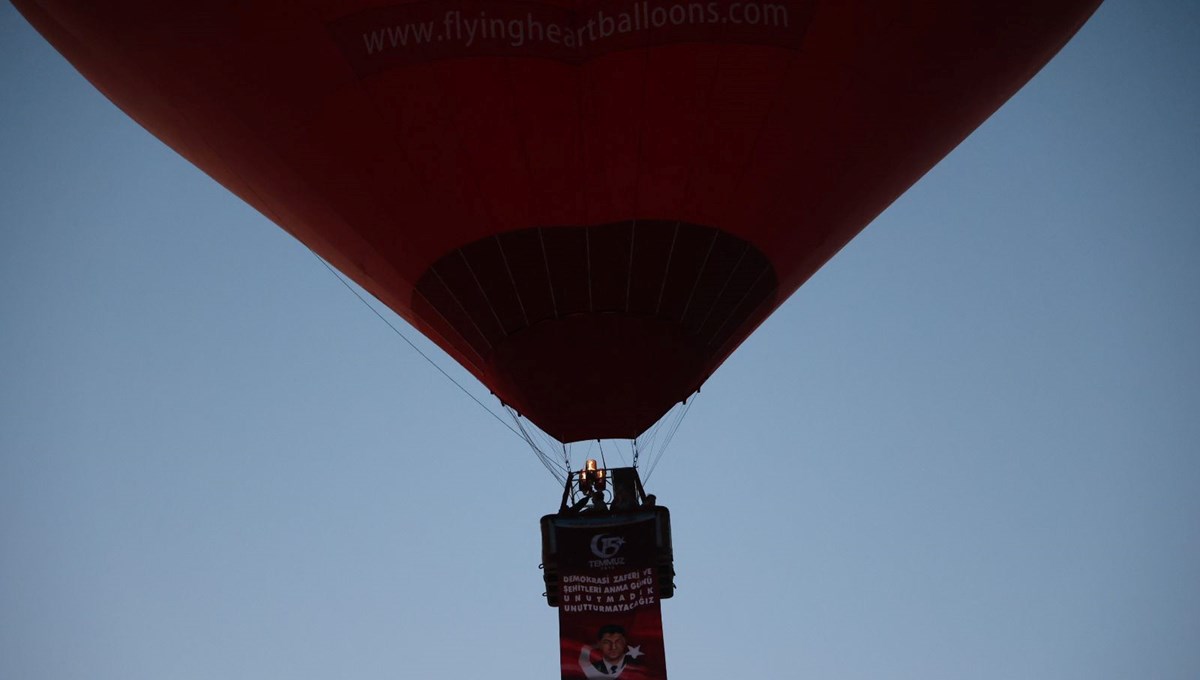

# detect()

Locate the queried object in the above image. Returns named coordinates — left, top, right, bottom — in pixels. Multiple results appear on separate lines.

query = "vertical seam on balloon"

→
left=706, top=260, right=772, bottom=348
left=682, top=31, right=730, bottom=217
left=679, top=228, right=720, bottom=325
left=430, top=263, right=494, bottom=351
left=499, top=56, right=538, bottom=239
left=632, top=44, right=652, bottom=220
left=625, top=219, right=637, bottom=313
left=538, top=227, right=559, bottom=319
left=695, top=242, right=750, bottom=339
left=341, top=24, right=472, bottom=264
left=576, top=44, right=592, bottom=230
left=655, top=221, right=681, bottom=316
left=351, top=56, right=439, bottom=252
left=585, top=225, right=593, bottom=312
left=458, top=249, right=507, bottom=337
left=730, top=49, right=803, bottom=234
left=446, top=61, right=506, bottom=249
left=495, top=234, right=529, bottom=328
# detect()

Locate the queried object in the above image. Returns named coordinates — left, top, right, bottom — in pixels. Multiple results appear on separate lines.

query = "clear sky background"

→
left=2, top=2, right=1197, bottom=679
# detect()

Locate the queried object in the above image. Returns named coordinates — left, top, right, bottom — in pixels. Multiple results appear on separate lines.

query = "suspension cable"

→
left=313, top=246, right=699, bottom=486
left=506, top=406, right=569, bottom=484
left=646, top=396, right=696, bottom=482
left=311, top=252, right=524, bottom=438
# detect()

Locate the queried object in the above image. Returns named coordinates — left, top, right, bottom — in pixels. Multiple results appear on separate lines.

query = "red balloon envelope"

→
left=17, top=0, right=1100, bottom=442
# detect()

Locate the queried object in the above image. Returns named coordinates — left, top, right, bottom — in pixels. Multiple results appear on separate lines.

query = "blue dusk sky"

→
left=2, top=2, right=1197, bottom=679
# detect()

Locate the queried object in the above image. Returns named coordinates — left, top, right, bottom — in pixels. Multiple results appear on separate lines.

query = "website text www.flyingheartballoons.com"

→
left=356, top=1, right=796, bottom=57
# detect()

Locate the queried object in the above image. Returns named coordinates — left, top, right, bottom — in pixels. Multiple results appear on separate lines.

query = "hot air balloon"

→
left=14, top=1, right=1102, bottom=678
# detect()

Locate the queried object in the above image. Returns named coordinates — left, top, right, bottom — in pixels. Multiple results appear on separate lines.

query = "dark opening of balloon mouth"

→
left=412, top=220, right=777, bottom=441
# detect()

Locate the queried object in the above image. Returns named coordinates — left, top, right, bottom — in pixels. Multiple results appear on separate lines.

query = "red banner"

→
left=554, top=513, right=668, bottom=679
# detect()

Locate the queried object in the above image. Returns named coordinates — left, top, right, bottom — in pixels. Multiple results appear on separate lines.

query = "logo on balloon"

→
left=590, top=534, right=626, bottom=559
left=330, top=0, right=814, bottom=74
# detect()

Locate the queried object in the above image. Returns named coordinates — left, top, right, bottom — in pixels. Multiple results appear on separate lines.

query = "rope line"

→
left=508, top=407, right=569, bottom=484
left=309, top=251, right=524, bottom=441
left=646, top=396, right=696, bottom=482
left=310, top=250, right=700, bottom=487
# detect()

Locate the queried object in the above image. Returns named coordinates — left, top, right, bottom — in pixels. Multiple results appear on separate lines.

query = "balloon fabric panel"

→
left=12, top=0, right=1103, bottom=441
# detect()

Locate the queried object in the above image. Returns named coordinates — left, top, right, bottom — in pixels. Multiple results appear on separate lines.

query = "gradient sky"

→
left=2, top=2, right=1198, bottom=679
